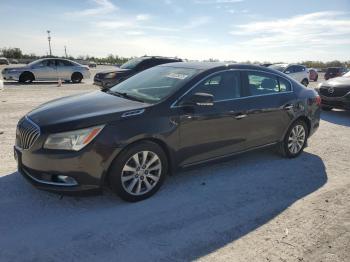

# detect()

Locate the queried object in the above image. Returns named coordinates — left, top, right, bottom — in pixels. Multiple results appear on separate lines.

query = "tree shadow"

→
left=321, top=109, right=350, bottom=127
left=0, top=150, right=327, bottom=261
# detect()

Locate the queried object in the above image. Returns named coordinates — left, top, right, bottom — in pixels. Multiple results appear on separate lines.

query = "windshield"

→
left=268, top=64, right=287, bottom=72
left=120, top=57, right=147, bottom=69
left=28, top=59, right=44, bottom=66
left=109, top=66, right=199, bottom=103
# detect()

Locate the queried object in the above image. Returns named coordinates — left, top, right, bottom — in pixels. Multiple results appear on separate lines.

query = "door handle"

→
left=283, top=104, right=294, bottom=110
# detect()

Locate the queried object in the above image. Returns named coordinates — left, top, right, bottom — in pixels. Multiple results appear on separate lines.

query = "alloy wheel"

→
left=288, top=125, right=306, bottom=154
left=121, top=151, right=162, bottom=196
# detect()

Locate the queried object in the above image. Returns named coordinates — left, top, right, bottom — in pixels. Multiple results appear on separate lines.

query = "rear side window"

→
left=294, top=66, right=306, bottom=73
left=247, top=72, right=291, bottom=96
left=189, top=71, right=241, bottom=101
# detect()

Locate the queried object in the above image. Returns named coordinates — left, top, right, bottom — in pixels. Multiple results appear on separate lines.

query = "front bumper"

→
left=320, top=95, right=350, bottom=110
left=2, top=70, right=21, bottom=81
left=14, top=143, right=116, bottom=194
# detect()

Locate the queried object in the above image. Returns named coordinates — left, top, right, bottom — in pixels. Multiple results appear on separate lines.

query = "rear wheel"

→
left=108, top=141, right=168, bottom=202
left=71, top=72, right=83, bottom=83
left=279, top=120, right=308, bottom=158
left=19, top=72, right=34, bottom=84
left=301, top=78, right=309, bottom=87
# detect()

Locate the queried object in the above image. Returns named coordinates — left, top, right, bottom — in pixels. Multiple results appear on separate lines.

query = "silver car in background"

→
left=1, top=58, right=90, bottom=83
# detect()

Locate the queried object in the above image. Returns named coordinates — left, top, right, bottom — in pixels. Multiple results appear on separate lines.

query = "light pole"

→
left=64, top=45, right=67, bottom=58
left=47, top=30, right=52, bottom=56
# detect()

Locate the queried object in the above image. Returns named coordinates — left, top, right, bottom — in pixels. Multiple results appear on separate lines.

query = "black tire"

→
left=321, top=106, right=333, bottom=111
left=71, top=72, right=83, bottom=83
left=301, top=78, right=309, bottom=87
left=108, top=141, right=168, bottom=202
left=279, top=120, right=308, bottom=158
left=19, top=72, right=34, bottom=84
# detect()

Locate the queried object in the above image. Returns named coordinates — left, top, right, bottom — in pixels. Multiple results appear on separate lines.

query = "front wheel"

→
left=279, top=120, right=308, bottom=158
left=108, top=141, right=168, bottom=202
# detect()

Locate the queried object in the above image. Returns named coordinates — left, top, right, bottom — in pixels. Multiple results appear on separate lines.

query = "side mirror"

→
left=183, top=92, right=214, bottom=107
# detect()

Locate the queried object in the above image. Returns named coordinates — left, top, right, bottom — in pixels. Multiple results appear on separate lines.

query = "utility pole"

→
left=47, top=30, right=52, bottom=56
left=64, top=46, right=67, bottom=58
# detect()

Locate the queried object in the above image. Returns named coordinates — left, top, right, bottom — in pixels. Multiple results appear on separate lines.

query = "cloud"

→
left=230, top=11, right=350, bottom=48
left=65, top=0, right=118, bottom=17
left=136, top=14, right=151, bottom=21
left=184, top=16, right=212, bottom=29
left=194, top=0, right=244, bottom=4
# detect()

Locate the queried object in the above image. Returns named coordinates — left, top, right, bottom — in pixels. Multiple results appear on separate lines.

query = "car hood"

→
left=98, top=68, right=132, bottom=75
left=322, top=77, right=350, bottom=88
left=27, top=91, right=148, bottom=132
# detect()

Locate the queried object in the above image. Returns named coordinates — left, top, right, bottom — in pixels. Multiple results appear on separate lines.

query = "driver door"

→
left=175, top=70, right=247, bottom=166
left=31, top=59, right=57, bottom=80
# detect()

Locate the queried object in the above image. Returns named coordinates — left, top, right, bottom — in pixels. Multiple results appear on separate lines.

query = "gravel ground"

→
left=0, top=67, right=349, bottom=262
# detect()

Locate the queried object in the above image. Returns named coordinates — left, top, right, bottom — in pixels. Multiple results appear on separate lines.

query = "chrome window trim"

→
left=170, top=68, right=293, bottom=108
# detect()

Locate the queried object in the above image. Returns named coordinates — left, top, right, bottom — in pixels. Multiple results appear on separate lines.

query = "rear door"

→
left=56, top=59, right=74, bottom=80
left=239, top=70, right=296, bottom=148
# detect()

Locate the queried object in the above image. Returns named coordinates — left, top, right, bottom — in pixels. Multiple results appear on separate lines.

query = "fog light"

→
left=56, top=175, right=78, bottom=185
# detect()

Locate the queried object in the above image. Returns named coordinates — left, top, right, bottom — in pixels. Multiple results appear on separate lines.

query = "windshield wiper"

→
left=106, top=90, right=145, bottom=103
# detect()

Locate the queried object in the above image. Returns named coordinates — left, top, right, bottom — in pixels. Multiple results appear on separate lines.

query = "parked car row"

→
left=14, top=61, right=321, bottom=201
left=268, top=64, right=309, bottom=86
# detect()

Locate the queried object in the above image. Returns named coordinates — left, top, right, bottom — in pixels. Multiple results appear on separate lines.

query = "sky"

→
left=0, top=0, right=349, bottom=62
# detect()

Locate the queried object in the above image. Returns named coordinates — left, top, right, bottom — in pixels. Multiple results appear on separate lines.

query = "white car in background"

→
left=1, top=58, right=90, bottom=83
left=269, top=64, right=309, bottom=86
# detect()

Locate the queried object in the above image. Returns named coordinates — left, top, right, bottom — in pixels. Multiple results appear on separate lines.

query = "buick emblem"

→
left=328, top=87, right=334, bottom=94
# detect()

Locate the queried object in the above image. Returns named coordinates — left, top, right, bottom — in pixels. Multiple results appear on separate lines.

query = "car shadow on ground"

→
left=321, top=109, right=350, bottom=127
left=0, top=150, right=327, bottom=261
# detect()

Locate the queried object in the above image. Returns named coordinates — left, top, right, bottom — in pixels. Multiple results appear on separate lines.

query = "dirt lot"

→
left=0, top=67, right=349, bottom=261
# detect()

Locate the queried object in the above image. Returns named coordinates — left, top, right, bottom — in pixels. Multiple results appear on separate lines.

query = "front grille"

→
left=319, top=87, right=350, bottom=97
left=16, top=117, right=40, bottom=149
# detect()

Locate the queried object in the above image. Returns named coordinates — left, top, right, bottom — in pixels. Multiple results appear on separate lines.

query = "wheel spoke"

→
left=132, top=154, right=141, bottom=166
left=141, top=151, right=149, bottom=166
left=127, top=178, right=138, bottom=192
left=147, top=174, right=159, bottom=182
left=148, top=164, right=161, bottom=172
left=136, top=180, right=142, bottom=194
left=121, top=174, right=134, bottom=182
left=144, top=178, right=152, bottom=190
left=146, top=154, right=159, bottom=168
left=122, top=164, right=136, bottom=172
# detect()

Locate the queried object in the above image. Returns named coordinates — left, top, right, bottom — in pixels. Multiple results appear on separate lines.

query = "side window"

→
left=247, top=72, right=279, bottom=95
left=188, top=71, right=241, bottom=101
left=137, top=60, right=153, bottom=71
left=295, top=66, right=305, bottom=73
left=56, top=60, right=65, bottom=67
left=278, top=77, right=292, bottom=92
left=285, top=66, right=295, bottom=73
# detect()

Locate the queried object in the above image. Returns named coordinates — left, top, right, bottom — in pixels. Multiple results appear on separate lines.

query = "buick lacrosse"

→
left=14, top=62, right=321, bottom=201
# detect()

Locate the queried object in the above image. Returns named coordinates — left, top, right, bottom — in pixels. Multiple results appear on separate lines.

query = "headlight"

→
left=44, top=125, right=104, bottom=151
left=105, top=72, right=117, bottom=79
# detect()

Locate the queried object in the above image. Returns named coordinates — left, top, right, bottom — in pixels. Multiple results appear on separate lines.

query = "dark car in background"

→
left=94, top=56, right=182, bottom=89
left=15, top=63, right=320, bottom=202
left=324, top=67, right=347, bottom=80
left=316, top=71, right=350, bottom=111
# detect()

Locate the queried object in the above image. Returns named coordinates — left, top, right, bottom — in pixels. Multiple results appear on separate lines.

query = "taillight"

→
left=315, top=95, right=321, bottom=106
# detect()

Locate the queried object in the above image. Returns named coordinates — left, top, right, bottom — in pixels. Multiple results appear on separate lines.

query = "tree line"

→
left=1, top=47, right=349, bottom=68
